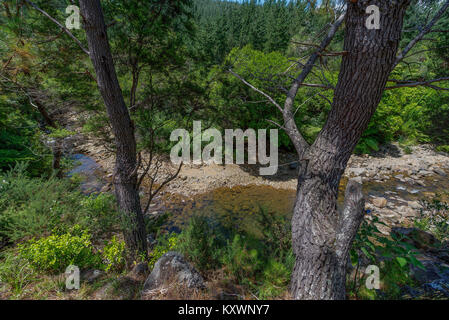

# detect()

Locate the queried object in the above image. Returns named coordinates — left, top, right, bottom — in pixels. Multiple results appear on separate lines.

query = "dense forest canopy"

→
left=1, top=0, right=448, bottom=172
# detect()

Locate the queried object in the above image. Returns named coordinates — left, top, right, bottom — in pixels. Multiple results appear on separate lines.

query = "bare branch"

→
left=24, top=0, right=89, bottom=55
left=143, top=162, right=182, bottom=215
left=228, top=69, right=283, bottom=113
left=394, top=0, right=449, bottom=68
left=385, top=77, right=449, bottom=91
left=283, top=13, right=345, bottom=156
left=291, top=41, right=321, bottom=48
left=319, top=51, right=348, bottom=57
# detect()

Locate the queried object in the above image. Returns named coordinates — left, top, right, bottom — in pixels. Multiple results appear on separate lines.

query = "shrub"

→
left=435, top=145, right=449, bottom=154
left=221, top=234, right=261, bottom=283
left=102, top=236, right=126, bottom=272
left=349, top=215, right=423, bottom=299
left=257, top=254, right=294, bottom=299
left=0, top=250, right=36, bottom=295
left=0, top=165, right=119, bottom=243
left=18, top=227, right=101, bottom=274
left=415, top=197, right=449, bottom=241
left=177, top=215, right=223, bottom=272
left=148, top=233, right=178, bottom=270
left=0, top=165, right=83, bottom=242
left=79, top=193, right=119, bottom=238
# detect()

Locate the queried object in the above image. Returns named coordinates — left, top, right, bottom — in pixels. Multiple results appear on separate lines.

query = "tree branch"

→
left=283, top=13, right=345, bottom=156
left=229, top=68, right=283, bottom=113
left=394, top=0, right=449, bottom=68
left=385, top=77, right=449, bottom=91
left=336, top=179, right=365, bottom=261
left=24, top=0, right=90, bottom=55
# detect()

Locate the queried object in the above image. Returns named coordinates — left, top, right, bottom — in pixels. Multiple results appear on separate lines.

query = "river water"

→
left=70, top=153, right=449, bottom=236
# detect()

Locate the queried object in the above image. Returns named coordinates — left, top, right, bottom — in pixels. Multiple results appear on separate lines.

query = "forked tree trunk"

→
left=291, top=0, right=411, bottom=299
left=79, top=0, right=147, bottom=260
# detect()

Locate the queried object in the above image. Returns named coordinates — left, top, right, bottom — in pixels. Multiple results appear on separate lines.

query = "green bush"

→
left=102, top=236, right=126, bottom=272
left=349, top=215, right=423, bottom=299
left=436, top=145, right=449, bottom=154
left=18, top=227, right=101, bottom=274
left=79, top=193, right=120, bottom=238
left=221, top=234, right=262, bottom=283
left=175, top=210, right=294, bottom=299
left=415, top=198, right=449, bottom=241
left=148, top=233, right=178, bottom=270
left=177, top=215, right=223, bottom=272
left=258, top=255, right=294, bottom=299
left=0, top=250, right=36, bottom=295
left=0, top=164, right=119, bottom=243
left=0, top=98, right=52, bottom=177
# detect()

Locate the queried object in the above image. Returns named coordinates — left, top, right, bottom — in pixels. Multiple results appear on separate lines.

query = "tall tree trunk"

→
left=79, top=0, right=147, bottom=260
left=291, top=0, right=411, bottom=299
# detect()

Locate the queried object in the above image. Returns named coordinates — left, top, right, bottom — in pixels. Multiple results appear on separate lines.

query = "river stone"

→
left=349, top=168, right=366, bottom=177
left=142, top=251, right=204, bottom=293
left=372, top=197, right=387, bottom=208
left=408, top=201, right=422, bottom=210
left=433, top=168, right=447, bottom=177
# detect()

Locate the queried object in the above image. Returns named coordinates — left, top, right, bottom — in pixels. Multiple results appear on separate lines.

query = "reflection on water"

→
left=68, top=154, right=106, bottom=194
left=163, top=171, right=449, bottom=235
left=164, top=185, right=296, bottom=236
left=68, top=153, right=449, bottom=235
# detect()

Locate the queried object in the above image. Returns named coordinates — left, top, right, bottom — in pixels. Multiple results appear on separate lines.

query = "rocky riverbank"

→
left=60, top=109, right=449, bottom=234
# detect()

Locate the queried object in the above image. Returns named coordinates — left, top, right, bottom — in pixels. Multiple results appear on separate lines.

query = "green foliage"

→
left=79, top=193, right=120, bottom=238
left=102, top=236, right=126, bottom=273
left=177, top=215, right=223, bottom=272
left=0, top=98, right=52, bottom=176
left=0, top=164, right=119, bottom=244
left=47, top=128, right=75, bottom=139
left=221, top=234, right=262, bottom=283
left=18, top=226, right=101, bottom=274
left=415, top=198, right=449, bottom=241
left=258, top=254, right=294, bottom=299
left=148, top=233, right=179, bottom=270
left=0, top=250, right=36, bottom=295
left=177, top=209, right=293, bottom=299
left=436, top=145, right=449, bottom=153
left=349, top=215, right=423, bottom=299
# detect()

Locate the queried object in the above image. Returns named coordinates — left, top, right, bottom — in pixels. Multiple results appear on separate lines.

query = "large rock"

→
left=142, top=251, right=204, bottom=293
left=407, top=254, right=449, bottom=298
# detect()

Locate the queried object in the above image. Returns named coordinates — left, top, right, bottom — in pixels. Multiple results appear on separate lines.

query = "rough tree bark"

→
left=290, top=0, right=411, bottom=299
left=79, top=0, right=147, bottom=260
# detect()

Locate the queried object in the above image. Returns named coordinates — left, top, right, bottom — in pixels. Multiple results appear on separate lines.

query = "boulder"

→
left=142, top=251, right=204, bottom=293
left=128, top=262, right=149, bottom=281
left=410, top=254, right=449, bottom=294
left=372, top=197, right=388, bottom=208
